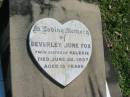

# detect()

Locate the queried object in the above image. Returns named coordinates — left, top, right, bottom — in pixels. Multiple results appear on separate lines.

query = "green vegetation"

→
left=99, top=0, right=130, bottom=97
left=84, top=0, right=130, bottom=97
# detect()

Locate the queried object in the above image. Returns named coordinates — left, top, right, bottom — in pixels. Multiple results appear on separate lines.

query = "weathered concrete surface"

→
left=10, top=0, right=106, bottom=97
left=105, top=61, right=122, bottom=97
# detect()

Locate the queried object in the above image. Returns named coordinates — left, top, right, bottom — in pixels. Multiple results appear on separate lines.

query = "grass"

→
left=99, top=0, right=130, bottom=97
left=84, top=0, right=130, bottom=97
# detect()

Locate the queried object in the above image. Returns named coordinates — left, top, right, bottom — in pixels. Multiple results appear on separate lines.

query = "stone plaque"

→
left=28, top=18, right=92, bottom=86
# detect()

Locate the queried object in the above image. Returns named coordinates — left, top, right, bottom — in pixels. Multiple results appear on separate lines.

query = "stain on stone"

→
left=10, top=0, right=32, bottom=16
left=98, top=88, right=103, bottom=97
left=42, top=4, right=54, bottom=14
left=88, top=76, right=96, bottom=97
left=83, top=0, right=99, bottom=4
left=50, top=0, right=60, bottom=1
left=62, top=6, right=66, bottom=12
left=34, top=0, right=60, bottom=4
left=33, top=0, right=54, bottom=14
left=76, top=13, right=80, bottom=18
left=84, top=86, right=88, bottom=97
left=10, top=0, right=56, bottom=16
left=42, top=88, right=45, bottom=97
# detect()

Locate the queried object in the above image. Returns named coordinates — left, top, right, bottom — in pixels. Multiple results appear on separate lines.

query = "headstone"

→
left=10, top=0, right=106, bottom=97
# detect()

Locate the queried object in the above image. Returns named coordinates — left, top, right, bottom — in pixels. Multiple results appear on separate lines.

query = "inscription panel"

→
left=28, top=18, right=92, bottom=86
